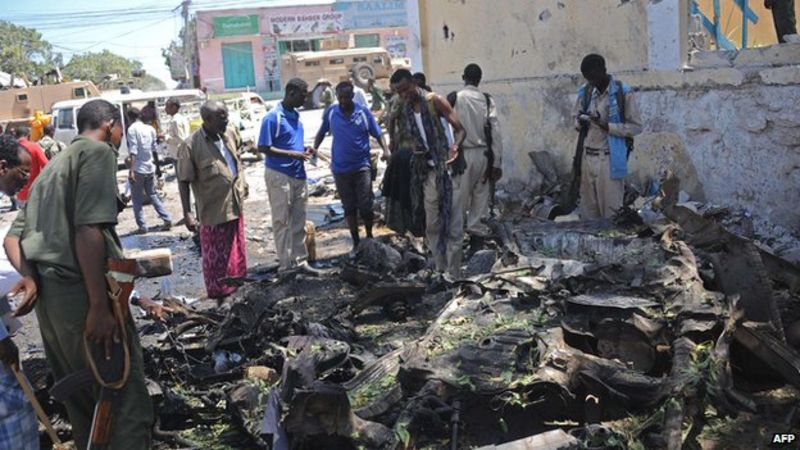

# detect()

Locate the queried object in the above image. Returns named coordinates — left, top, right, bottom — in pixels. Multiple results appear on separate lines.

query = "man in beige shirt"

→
left=163, top=97, right=190, bottom=164
left=573, top=54, right=642, bottom=220
left=453, top=63, right=503, bottom=240
left=177, top=100, right=247, bottom=299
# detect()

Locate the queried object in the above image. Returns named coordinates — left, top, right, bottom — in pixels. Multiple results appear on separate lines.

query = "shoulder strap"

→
left=615, top=80, right=626, bottom=124
left=580, top=84, right=592, bottom=111
left=483, top=92, right=494, bottom=148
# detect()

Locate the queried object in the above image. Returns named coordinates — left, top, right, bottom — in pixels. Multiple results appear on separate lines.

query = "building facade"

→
left=196, top=0, right=408, bottom=95
left=410, top=0, right=800, bottom=231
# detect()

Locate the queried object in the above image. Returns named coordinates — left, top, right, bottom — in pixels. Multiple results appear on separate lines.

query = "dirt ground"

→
left=2, top=106, right=373, bottom=363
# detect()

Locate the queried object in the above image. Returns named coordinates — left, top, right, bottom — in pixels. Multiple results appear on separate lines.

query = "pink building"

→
left=195, top=1, right=409, bottom=95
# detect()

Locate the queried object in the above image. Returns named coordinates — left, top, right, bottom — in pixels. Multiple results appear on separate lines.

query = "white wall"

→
left=405, top=0, right=424, bottom=72
left=647, top=0, right=688, bottom=70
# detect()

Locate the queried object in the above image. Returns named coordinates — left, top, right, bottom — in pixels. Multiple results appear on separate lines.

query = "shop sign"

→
left=214, top=15, right=260, bottom=37
left=269, top=12, right=344, bottom=36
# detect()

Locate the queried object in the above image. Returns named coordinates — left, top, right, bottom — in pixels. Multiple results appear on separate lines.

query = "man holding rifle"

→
left=572, top=54, right=642, bottom=220
left=4, top=99, right=158, bottom=449
left=453, top=63, right=504, bottom=246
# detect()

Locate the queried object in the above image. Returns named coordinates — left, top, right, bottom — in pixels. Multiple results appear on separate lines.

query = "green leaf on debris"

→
left=456, top=374, right=476, bottom=391
left=179, top=423, right=232, bottom=450
left=348, top=372, right=397, bottom=409
left=395, top=420, right=411, bottom=448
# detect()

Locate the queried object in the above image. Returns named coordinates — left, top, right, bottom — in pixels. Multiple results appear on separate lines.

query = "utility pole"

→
left=181, top=0, right=192, bottom=86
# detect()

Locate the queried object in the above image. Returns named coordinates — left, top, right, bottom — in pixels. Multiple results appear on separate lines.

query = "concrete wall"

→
left=413, top=0, right=800, bottom=229
left=415, top=0, right=650, bottom=84
left=432, top=44, right=800, bottom=230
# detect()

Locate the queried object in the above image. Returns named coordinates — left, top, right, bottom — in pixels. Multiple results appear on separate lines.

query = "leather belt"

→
left=584, top=147, right=610, bottom=156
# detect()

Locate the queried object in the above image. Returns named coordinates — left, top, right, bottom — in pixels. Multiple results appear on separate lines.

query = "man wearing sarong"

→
left=388, top=69, right=466, bottom=277
left=177, top=100, right=247, bottom=299
left=3, top=99, right=154, bottom=449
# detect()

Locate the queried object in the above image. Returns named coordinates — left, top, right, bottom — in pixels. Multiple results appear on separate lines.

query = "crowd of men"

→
left=1, top=0, right=799, bottom=439
left=0, top=52, right=644, bottom=448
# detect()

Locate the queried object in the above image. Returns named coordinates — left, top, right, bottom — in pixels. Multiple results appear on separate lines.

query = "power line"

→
left=4, top=1, right=178, bottom=32
left=10, top=13, right=175, bottom=31
left=4, top=1, right=173, bottom=19
left=48, top=15, right=176, bottom=56
left=5, top=0, right=185, bottom=81
left=5, top=10, right=172, bottom=25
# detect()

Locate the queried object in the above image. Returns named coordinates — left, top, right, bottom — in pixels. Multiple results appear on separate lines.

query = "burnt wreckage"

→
left=28, top=174, right=800, bottom=449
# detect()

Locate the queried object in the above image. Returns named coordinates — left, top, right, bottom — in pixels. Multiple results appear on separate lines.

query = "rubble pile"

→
left=25, top=177, right=800, bottom=449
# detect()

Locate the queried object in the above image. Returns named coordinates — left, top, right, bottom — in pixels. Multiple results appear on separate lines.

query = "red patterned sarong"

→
left=199, top=215, right=246, bottom=298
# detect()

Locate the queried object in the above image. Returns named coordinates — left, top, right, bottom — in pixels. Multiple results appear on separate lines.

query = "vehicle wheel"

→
left=305, top=83, right=325, bottom=109
left=351, top=63, right=375, bottom=89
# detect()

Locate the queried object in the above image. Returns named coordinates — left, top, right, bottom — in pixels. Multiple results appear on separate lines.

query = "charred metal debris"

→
left=29, top=174, right=800, bottom=449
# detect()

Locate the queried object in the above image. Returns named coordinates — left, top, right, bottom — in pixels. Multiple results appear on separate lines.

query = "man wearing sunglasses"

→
left=0, top=134, right=35, bottom=450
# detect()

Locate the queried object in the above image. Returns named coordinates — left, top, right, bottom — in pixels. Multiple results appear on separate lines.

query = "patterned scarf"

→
left=400, top=89, right=452, bottom=256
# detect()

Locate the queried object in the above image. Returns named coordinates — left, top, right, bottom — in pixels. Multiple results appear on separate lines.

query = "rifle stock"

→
left=85, top=258, right=139, bottom=449
left=89, top=391, right=119, bottom=449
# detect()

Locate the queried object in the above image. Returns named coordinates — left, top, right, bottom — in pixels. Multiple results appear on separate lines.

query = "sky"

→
left=3, top=0, right=334, bottom=88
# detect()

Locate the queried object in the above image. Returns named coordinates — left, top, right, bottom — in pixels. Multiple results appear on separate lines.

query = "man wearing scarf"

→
left=387, top=69, right=466, bottom=276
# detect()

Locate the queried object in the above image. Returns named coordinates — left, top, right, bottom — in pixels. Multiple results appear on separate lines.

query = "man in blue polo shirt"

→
left=258, top=78, right=316, bottom=272
left=314, top=81, right=388, bottom=254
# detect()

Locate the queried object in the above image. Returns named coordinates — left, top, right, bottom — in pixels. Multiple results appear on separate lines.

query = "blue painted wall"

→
left=334, top=0, right=407, bottom=30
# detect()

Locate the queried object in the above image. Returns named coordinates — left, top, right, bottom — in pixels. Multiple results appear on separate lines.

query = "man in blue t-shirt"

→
left=314, top=81, right=388, bottom=253
left=258, top=78, right=317, bottom=272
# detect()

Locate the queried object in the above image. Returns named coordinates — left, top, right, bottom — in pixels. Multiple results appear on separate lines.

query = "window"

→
left=305, top=61, right=320, bottom=67
left=280, top=39, right=314, bottom=53
left=354, top=34, right=380, bottom=48
left=16, top=93, right=28, bottom=102
left=373, top=56, right=385, bottom=64
left=73, top=87, right=86, bottom=98
left=353, top=56, right=367, bottom=63
left=56, top=108, right=75, bottom=129
left=329, top=58, right=344, bottom=65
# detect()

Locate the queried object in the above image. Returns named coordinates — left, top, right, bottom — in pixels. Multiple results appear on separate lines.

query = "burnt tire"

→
left=351, top=63, right=375, bottom=89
